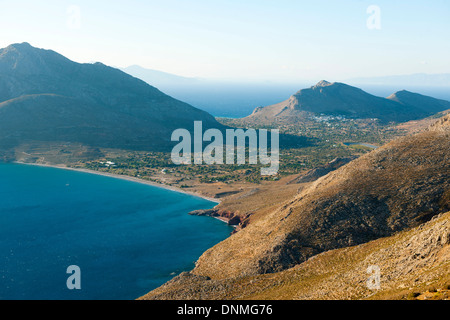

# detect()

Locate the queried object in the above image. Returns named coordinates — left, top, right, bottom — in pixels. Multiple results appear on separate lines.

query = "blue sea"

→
left=0, top=163, right=232, bottom=300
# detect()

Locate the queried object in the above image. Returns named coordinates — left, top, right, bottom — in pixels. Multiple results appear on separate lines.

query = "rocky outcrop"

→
left=189, top=209, right=251, bottom=229
left=429, top=113, right=450, bottom=132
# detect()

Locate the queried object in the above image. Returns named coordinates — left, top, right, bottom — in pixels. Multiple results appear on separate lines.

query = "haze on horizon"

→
left=1, top=0, right=449, bottom=84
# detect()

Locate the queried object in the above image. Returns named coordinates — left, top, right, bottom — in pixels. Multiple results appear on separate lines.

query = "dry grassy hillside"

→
left=188, top=114, right=449, bottom=279
left=141, top=114, right=450, bottom=300
left=140, top=211, right=450, bottom=300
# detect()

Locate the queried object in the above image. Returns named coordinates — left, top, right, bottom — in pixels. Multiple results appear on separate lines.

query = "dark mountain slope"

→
left=387, top=90, right=450, bottom=115
left=0, top=43, right=223, bottom=151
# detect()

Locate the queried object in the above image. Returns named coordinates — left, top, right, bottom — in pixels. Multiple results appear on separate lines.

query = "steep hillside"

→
left=289, top=156, right=357, bottom=183
left=429, top=113, right=450, bottom=132
left=140, top=114, right=449, bottom=294
left=395, top=109, right=450, bottom=135
left=140, top=210, right=450, bottom=300
left=0, top=43, right=223, bottom=151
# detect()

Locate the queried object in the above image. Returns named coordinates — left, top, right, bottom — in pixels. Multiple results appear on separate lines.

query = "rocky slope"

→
left=0, top=43, right=223, bottom=152
left=289, top=156, right=357, bottom=183
left=140, top=210, right=450, bottom=300
left=246, top=80, right=450, bottom=124
left=141, top=114, right=450, bottom=299
left=429, top=113, right=450, bottom=132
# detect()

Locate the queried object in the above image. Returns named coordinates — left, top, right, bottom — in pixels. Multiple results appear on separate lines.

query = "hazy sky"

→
left=1, top=0, right=449, bottom=83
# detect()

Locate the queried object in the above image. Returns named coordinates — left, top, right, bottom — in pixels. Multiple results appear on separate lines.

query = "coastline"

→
left=12, top=161, right=221, bottom=204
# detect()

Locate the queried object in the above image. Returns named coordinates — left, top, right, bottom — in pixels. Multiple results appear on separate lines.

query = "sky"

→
left=1, top=0, right=449, bottom=83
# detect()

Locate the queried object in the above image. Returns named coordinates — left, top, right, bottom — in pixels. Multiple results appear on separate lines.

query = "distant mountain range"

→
left=121, top=65, right=304, bottom=118
left=348, top=73, right=450, bottom=87
left=121, top=65, right=200, bottom=88
left=246, top=80, right=450, bottom=123
left=0, top=43, right=223, bottom=152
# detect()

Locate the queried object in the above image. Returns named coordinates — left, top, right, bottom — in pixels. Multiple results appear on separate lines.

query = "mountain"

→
left=245, top=80, right=450, bottom=123
left=141, top=114, right=450, bottom=298
left=141, top=210, right=450, bottom=300
left=387, top=90, right=450, bottom=115
left=0, top=43, right=223, bottom=151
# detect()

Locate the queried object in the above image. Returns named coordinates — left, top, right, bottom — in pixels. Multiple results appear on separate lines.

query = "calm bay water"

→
left=0, top=163, right=232, bottom=300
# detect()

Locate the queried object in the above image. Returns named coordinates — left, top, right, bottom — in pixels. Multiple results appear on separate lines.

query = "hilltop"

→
left=387, top=90, right=450, bottom=115
left=245, top=81, right=450, bottom=124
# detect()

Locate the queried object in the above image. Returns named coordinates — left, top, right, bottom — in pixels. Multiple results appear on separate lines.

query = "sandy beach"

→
left=13, top=161, right=221, bottom=204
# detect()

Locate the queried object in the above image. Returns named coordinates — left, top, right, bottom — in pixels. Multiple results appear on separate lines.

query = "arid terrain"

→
left=1, top=43, right=449, bottom=301
left=141, top=210, right=450, bottom=300
left=140, top=114, right=450, bottom=300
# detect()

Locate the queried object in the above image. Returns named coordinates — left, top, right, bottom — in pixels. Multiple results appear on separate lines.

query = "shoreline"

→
left=12, top=161, right=221, bottom=205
